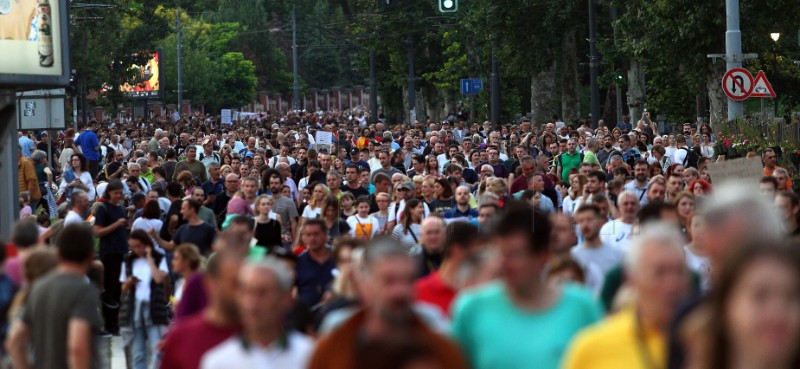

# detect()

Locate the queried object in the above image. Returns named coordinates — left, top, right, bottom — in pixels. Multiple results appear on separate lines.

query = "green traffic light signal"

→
left=439, top=0, right=457, bottom=12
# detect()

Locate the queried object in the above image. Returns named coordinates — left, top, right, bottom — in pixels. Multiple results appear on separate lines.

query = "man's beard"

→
left=604, top=142, right=612, bottom=149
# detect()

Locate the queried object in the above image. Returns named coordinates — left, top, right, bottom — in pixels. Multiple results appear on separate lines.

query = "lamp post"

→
left=270, top=7, right=299, bottom=112
left=291, top=6, right=299, bottom=111
left=771, top=32, right=780, bottom=118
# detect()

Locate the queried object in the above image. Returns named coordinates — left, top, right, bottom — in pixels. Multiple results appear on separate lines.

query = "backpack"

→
left=681, top=147, right=700, bottom=169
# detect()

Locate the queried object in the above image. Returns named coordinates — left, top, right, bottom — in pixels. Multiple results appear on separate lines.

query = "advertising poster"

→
left=0, top=0, right=68, bottom=84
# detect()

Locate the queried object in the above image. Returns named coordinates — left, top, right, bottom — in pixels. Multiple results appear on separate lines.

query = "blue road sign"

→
left=460, top=78, right=483, bottom=95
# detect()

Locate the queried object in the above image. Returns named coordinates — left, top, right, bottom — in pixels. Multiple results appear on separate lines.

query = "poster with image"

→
left=0, top=0, right=69, bottom=87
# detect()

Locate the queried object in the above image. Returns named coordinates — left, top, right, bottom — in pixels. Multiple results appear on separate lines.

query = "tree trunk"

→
left=530, top=61, right=557, bottom=125
left=706, top=62, right=727, bottom=130
left=561, top=30, right=580, bottom=124
left=626, top=58, right=646, bottom=127
left=602, top=85, right=616, bottom=125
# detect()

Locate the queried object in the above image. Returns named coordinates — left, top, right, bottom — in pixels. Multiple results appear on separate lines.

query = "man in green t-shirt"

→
left=582, top=138, right=601, bottom=166
left=557, top=138, right=583, bottom=181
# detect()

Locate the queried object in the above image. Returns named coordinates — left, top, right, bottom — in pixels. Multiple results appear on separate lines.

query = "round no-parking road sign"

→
left=722, top=68, right=754, bottom=101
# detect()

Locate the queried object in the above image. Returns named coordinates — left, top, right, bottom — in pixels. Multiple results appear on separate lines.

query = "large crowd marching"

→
left=1, top=109, right=799, bottom=369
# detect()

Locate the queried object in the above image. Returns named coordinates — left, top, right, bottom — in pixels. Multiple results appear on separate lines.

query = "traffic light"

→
left=439, top=0, right=457, bottom=13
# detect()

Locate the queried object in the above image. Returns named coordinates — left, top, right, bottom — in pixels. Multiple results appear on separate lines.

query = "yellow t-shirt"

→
left=561, top=308, right=666, bottom=369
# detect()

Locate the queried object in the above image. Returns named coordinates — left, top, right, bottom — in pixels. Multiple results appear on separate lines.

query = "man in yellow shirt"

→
left=561, top=223, right=691, bottom=369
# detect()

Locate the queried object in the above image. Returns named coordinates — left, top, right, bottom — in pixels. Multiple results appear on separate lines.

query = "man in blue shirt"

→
left=616, top=114, right=632, bottom=133
left=294, top=219, right=334, bottom=307
left=18, top=132, right=34, bottom=158
left=443, top=186, right=478, bottom=220
left=74, top=122, right=100, bottom=178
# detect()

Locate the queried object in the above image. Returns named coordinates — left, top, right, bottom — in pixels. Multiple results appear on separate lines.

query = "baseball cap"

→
left=245, top=152, right=254, bottom=158
left=272, top=123, right=280, bottom=130
left=400, top=181, right=415, bottom=191
left=202, top=138, right=212, bottom=145
left=350, top=148, right=359, bottom=155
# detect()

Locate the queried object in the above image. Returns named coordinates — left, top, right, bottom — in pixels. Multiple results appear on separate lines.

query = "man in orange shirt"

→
left=309, top=241, right=468, bottom=369
left=18, top=146, right=41, bottom=211
left=763, top=148, right=793, bottom=190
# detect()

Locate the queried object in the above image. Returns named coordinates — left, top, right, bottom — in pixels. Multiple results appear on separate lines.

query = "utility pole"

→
left=369, top=50, right=378, bottom=122
left=610, top=5, right=622, bottom=126
left=177, top=6, right=183, bottom=115
left=588, top=0, right=601, bottom=128
left=292, top=6, right=299, bottom=111
left=407, top=32, right=416, bottom=124
left=0, top=90, right=18, bottom=239
left=489, top=42, right=501, bottom=127
left=725, top=0, right=743, bottom=120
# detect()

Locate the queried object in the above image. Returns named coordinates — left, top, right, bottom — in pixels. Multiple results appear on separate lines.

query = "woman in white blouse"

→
left=391, top=198, right=424, bottom=252
left=59, top=153, right=96, bottom=201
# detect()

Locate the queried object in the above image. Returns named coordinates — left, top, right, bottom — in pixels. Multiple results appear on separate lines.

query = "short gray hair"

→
left=31, top=150, right=47, bottom=163
left=625, top=222, right=685, bottom=274
left=127, top=162, right=140, bottom=171
left=136, top=157, right=148, bottom=167
left=70, top=189, right=87, bottom=203
left=701, top=182, right=783, bottom=241
left=242, top=256, right=295, bottom=293
left=360, top=239, right=412, bottom=275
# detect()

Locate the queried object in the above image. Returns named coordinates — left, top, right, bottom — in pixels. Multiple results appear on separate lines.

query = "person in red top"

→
left=415, top=222, right=483, bottom=317
left=159, top=241, right=244, bottom=369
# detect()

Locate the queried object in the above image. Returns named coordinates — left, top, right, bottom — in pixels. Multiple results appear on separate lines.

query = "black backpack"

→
left=681, top=147, right=700, bottom=169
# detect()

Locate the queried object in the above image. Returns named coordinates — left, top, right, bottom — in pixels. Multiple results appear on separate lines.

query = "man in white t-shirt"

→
left=386, top=181, right=431, bottom=231
left=200, top=259, right=314, bottom=369
left=672, top=134, right=689, bottom=166
left=571, top=204, right=623, bottom=295
left=599, top=190, right=640, bottom=254
left=64, top=190, right=90, bottom=225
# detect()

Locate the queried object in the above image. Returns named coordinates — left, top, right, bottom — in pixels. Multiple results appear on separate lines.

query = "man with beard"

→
left=596, top=135, right=617, bottom=168
left=623, top=160, right=651, bottom=206
left=309, top=241, right=469, bottom=369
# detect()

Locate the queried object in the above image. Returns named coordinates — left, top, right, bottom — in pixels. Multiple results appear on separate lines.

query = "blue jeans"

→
left=131, top=324, right=164, bottom=369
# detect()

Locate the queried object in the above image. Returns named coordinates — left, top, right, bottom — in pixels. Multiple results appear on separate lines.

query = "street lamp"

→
left=270, top=6, right=299, bottom=112
left=771, top=32, right=780, bottom=117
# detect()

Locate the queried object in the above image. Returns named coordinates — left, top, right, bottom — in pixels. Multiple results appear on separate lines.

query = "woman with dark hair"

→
left=429, top=177, right=456, bottom=214
left=688, top=242, right=800, bottom=369
left=131, top=200, right=164, bottom=251
left=60, top=152, right=96, bottom=202
left=93, top=179, right=129, bottom=335
left=424, top=155, right=441, bottom=178
left=320, top=195, right=350, bottom=244
left=119, top=229, right=170, bottom=369
left=391, top=198, right=424, bottom=251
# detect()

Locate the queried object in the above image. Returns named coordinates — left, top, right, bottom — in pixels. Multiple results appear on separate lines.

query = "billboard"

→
left=0, top=0, right=70, bottom=87
left=120, top=52, right=161, bottom=99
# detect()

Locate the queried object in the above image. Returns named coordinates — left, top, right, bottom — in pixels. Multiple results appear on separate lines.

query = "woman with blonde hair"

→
left=371, top=192, right=391, bottom=233
left=301, top=182, right=329, bottom=221
left=171, top=243, right=202, bottom=308
left=254, top=194, right=283, bottom=250
left=420, top=177, right=436, bottom=204
left=562, top=174, right=588, bottom=216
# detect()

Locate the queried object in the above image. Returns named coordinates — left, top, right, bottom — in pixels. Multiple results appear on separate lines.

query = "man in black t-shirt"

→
left=155, top=198, right=217, bottom=255
left=342, top=163, right=369, bottom=198
left=159, top=182, right=185, bottom=242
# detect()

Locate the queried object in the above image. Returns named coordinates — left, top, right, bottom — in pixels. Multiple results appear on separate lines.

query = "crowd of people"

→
left=1, top=109, right=799, bottom=369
